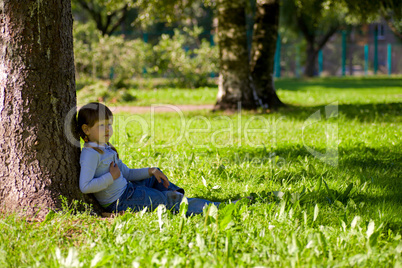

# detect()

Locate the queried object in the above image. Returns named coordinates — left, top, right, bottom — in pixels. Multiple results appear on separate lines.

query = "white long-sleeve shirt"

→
left=79, top=142, right=150, bottom=205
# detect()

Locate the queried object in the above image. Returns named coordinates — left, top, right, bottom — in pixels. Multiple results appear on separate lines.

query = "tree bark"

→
left=214, top=0, right=257, bottom=110
left=250, top=0, right=284, bottom=109
left=0, top=0, right=97, bottom=218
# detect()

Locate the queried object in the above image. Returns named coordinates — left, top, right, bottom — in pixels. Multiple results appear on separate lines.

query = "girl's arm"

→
left=117, top=159, right=169, bottom=187
left=79, top=149, right=114, bottom=193
left=148, top=167, right=170, bottom=188
left=116, top=158, right=150, bottom=181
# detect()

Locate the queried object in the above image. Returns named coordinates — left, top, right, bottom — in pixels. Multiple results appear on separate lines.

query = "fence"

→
left=273, top=30, right=402, bottom=78
left=111, top=28, right=401, bottom=79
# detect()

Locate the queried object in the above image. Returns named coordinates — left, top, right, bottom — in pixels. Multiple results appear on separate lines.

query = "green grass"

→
left=127, top=87, right=217, bottom=106
left=1, top=76, right=402, bottom=267
left=77, top=76, right=402, bottom=106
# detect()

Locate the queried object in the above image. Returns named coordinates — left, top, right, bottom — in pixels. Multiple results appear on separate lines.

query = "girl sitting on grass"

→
left=77, top=102, right=220, bottom=215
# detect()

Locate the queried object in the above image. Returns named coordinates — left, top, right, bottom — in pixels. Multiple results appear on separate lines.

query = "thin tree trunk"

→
left=303, top=28, right=338, bottom=77
left=214, top=0, right=257, bottom=110
left=250, top=0, right=284, bottom=109
left=304, top=41, right=318, bottom=77
left=0, top=0, right=98, bottom=218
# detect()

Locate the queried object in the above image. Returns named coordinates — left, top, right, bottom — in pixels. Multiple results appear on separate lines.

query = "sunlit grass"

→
left=1, top=76, right=401, bottom=267
left=77, top=75, right=402, bottom=107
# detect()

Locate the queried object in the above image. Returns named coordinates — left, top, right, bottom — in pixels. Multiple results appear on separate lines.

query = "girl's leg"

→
left=106, top=182, right=184, bottom=213
left=126, top=169, right=218, bottom=215
left=151, top=178, right=185, bottom=194
left=164, top=191, right=184, bottom=213
left=186, top=198, right=220, bottom=216
left=108, top=183, right=168, bottom=213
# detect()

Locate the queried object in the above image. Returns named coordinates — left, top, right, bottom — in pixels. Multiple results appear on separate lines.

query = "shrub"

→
left=74, top=22, right=219, bottom=89
left=76, top=80, right=137, bottom=106
left=152, top=27, right=219, bottom=88
left=73, top=21, right=152, bottom=87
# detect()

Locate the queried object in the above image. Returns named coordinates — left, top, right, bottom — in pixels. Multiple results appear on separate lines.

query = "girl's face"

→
left=82, top=118, right=113, bottom=145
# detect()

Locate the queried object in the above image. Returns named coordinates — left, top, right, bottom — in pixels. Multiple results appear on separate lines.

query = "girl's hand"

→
left=149, top=168, right=170, bottom=188
left=110, top=162, right=121, bottom=180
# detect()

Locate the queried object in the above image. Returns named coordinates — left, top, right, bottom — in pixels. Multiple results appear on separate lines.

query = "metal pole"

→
left=342, top=31, right=346, bottom=76
left=374, top=26, right=378, bottom=75
left=142, top=33, right=148, bottom=75
left=387, top=43, right=392, bottom=75
left=296, top=45, right=300, bottom=78
left=109, top=67, right=114, bottom=80
left=364, top=44, right=369, bottom=76
left=318, top=49, right=323, bottom=76
left=210, top=32, right=215, bottom=46
left=274, top=33, right=281, bottom=78
left=210, top=33, right=215, bottom=78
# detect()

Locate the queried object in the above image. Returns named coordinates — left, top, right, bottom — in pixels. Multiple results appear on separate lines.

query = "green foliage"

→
left=133, top=0, right=192, bottom=26
left=72, top=0, right=132, bottom=13
left=72, top=0, right=135, bottom=35
left=280, top=0, right=346, bottom=34
left=152, top=27, right=219, bottom=88
left=281, top=0, right=401, bottom=36
left=76, top=80, right=138, bottom=105
left=340, top=0, right=402, bottom=36
left=340, top=0, right=401, bottom=24
left=74, top=22, right=218, bottom=90
left=74, top=21, right=152, bottom=87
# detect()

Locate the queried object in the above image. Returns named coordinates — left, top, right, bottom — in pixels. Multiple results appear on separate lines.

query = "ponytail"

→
left=107, top=142, right=119, bottom=159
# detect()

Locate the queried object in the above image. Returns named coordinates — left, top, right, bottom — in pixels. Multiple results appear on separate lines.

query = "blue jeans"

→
left=105, top=173, right=220, bottom=216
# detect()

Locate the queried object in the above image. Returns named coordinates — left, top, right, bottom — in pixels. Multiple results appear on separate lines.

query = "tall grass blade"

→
left=313, top=204, right=319, bottom=222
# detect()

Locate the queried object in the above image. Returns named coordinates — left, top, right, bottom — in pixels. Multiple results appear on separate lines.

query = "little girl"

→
left=77, top=102, right=220, bottom=215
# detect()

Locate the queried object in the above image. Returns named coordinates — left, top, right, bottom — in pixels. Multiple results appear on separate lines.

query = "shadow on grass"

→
left=275, top=102, right=401, bottom=123
left=194, top=144, right=401, bottom=204
left=275, top=77, right=402, bottom=91
left=129, top=77, right=218, bottom=90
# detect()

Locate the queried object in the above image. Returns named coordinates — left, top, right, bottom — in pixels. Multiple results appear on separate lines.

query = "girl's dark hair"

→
left=77, top=102, right=118, bottom=157
left=77, top=102, right=113, bottom=140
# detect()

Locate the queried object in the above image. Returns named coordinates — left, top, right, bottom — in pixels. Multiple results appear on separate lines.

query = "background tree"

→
left=0, top=0, right=97, bottom=218
left=73, top=0, right=284, bottom=110
left=281, top=0, right=346, bottom=77
left=250, top=0, right=284, bottom=108
left=214, top=0, right=284, bottom=110
left=214, top=0, right=257, bottom=110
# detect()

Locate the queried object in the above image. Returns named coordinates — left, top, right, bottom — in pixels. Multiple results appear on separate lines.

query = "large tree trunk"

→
left=0, top=0, right=95, bottom=218
left=214, top=0, right=257, bottom=110
left=250, top=0, right=284, bottom=109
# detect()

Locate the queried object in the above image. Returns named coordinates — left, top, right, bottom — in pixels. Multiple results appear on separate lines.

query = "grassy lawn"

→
left=77, top=76, right=402, bottom=107
left=1, top=77, right=401, bottom=267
